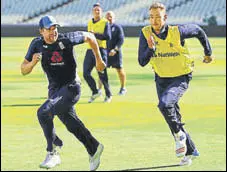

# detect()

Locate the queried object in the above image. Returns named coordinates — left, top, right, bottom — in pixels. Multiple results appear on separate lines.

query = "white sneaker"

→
left=88, top=91, right=102, bottom=103
left=97, top=89, right=102, bottom=95
left=179, top=155, right=192, bottom=166
left=39, top=150, right=61, bottom=169
left=174, top=130, right=187, bottom=158
left=89, top=144, right=104, bottom=171
left=104, top=96, right=112, bottom=103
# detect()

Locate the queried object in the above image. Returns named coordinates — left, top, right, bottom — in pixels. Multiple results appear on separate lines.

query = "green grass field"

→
left=1, top=36, right=226, bottom=171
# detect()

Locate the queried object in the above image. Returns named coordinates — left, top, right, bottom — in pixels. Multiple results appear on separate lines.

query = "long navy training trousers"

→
left=155, top=74, right=196, bottom=155
left=83, top=49, right=112, bottom=97
left=37, top=81, right=99, bottom=156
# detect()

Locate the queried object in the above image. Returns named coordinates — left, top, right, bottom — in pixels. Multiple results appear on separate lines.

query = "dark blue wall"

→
left=1, top=24, right=226, bottom=37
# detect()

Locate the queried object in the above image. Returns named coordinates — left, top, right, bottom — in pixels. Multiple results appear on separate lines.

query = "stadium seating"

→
left=1, top=0, right=226, bottom=26
left=2, top=0, right=68, bottom=23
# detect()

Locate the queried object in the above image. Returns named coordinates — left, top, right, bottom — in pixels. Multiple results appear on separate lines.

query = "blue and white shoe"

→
left=179, top=149, right=199, bottom=166
left=88, top=91, right=102, bottom=103
left=39, top=149, right=61, bottom=169
left=97, top=89, right=102, bottom=96
left=179, top=155, right=192, bottom=166
left=104, top=96, right=112, bottom=103
left=118, top=88, right=127, bottom=96
left=174, top=130, right=187, bottom=158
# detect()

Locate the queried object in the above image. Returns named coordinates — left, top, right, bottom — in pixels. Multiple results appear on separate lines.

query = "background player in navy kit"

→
left=98, top=11, right=127, bottom=95
left=20, top=15, right=105, bottom=171
left=84, top=3, right=112, bottom=103
left=138, top=2, right=213, bottom=166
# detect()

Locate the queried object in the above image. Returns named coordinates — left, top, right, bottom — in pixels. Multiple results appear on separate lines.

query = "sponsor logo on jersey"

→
left=154, top=52, right=180, bottom=58
left=50, top=51, right=64, bottom=66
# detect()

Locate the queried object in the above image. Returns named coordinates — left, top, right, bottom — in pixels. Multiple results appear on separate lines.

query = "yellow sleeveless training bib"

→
left=142, top=25, right=194, bottom=77
left=87, top=18, right=108, bottom=49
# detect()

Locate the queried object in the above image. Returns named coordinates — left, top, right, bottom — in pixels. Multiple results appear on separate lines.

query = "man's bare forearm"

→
left=21, top=62, right=35, bottom=75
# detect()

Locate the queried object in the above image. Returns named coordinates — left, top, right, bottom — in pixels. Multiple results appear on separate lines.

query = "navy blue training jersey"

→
left=25, top=31, right=85, bottom=89
left=107, top=23, right=124, bottom=50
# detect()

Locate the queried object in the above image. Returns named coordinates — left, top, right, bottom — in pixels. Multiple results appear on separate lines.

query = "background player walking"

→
left=83, top=3, right=112, bottom=103
left=98, top=11, right=127, bottom=96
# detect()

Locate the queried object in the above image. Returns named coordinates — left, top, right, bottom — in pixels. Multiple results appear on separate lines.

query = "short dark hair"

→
left=93, top=2, right=101, bottom=8
left=149, top=2, right=166, bottom=11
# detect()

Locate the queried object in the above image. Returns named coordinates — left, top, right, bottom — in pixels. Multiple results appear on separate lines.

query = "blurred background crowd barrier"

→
left=1, top=0, right=226, bottom=37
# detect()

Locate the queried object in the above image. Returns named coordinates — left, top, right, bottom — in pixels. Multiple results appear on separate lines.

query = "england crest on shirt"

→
left=112, top=27, right=115, bottom=32
left=58, top=41, right=65, bottom=50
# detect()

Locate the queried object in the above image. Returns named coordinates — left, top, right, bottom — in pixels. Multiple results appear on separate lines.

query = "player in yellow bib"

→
left=138, top=2, right=213, bottom=166
left=83, top=3, right=112, bottom=103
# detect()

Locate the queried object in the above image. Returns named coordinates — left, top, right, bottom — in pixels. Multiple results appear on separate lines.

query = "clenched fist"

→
left=96, top=60, right=106, bottom=72
left=203, top=56, right=213, bottom=63
left=109, top=49, right=117, bottom=56
left=32, top=53, right=42, bottom=65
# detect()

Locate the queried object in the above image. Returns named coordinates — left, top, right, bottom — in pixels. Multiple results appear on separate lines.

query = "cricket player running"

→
left=84, top=3, right=112, bottom=103
left=138, top=2, right=213, bottom=165
left=21, top=15, right=105, bottom=171
left=98, top=11, right=127, bottom=96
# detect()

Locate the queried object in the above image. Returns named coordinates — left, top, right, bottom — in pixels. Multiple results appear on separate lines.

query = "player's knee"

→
left=66, top=124, right=78, bottom=133
left=37, top=107, right=45, bottom=118
left=37, top=104, right=52, bottom=122
left=68, top=82, right=81, bottom=95
left=158, top=99, right=174, bottom=110
left=37, top=108, right=46, bottom=122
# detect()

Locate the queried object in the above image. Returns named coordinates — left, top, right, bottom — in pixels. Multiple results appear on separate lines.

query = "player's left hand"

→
left=203, top=55, right=213, bottom=63
left=109, top=49, right=117, bottom=56
left=96, top=60, right=106, bottom=72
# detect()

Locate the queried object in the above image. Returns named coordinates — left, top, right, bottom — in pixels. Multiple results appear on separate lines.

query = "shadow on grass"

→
left=29, top=97, right=47, bottom=100
left=2, top=101, right=104, bottom=107
left=2, top=104, right=41, bottom=107
left=117, top=164, right=180, bottom=171
left=78, top=101, right=104, bottom=104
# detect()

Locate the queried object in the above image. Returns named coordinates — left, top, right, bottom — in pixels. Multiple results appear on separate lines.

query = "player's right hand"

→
left=96, top=60, right=106, bottom=72
left=32, top=53, right=42, bottom=65
left=203, top=55, right=213, bottom=63
left=109, top=49, right=117, bottom=56
left=147, top=35, right=156, bottom=49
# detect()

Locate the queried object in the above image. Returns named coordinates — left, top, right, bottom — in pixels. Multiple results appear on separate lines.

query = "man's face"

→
left=149, top=8, right=167, bottom=32
left=40, top=25, right=58, bottom=44
left=106, top=12, right=114, bottom=24
left=92, top=6, right=102, bottom=18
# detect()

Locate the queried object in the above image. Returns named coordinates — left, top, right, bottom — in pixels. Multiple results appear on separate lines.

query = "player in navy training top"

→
left=20, top=15, right=104, bottom=171
left=98, top=11, right=127, bottom=96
